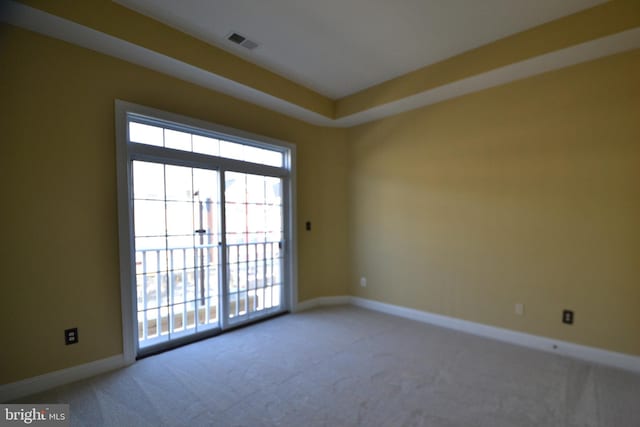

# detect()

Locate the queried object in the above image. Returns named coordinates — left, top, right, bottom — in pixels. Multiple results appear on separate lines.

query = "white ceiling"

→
left=114, top=0, right=605, bottom=99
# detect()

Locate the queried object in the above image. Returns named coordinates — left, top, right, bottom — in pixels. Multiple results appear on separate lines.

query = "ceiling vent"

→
left=226, top=32, right=259, bottom=50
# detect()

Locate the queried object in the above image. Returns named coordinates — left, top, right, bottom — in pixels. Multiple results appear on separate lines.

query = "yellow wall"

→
left=348, top=49, right=640, bottom=356
left=2, top=4, right=639, bottom=388
left=0, top=25, right=349, bottom=384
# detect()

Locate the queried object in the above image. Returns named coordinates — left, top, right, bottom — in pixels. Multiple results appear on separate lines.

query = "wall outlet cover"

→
left=515, top=303, right=524, bottom=315
left=65, top=328, right=78, bottom=345
left=562, top=310, right=574, bottom=325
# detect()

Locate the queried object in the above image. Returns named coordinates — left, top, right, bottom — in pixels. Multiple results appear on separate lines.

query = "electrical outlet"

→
left=360, top=277, right=367, bottom=287
left=65, top=328, right=78, bottom=345
left=515, top=303, right=524, bottom=316
left=562, top=310, right=574, bottom=325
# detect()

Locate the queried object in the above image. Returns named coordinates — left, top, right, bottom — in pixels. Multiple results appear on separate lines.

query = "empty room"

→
left=1, top=0, right=639, bottom=426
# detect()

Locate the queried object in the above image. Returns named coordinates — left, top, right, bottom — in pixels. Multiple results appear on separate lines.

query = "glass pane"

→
left=272, top=261, right=282, bottom=285
left=265, top=177, right=282, bottom=205
left=170, top=269, right=186, bottom=304
left=219, top=140, right=245, bottom=162
left=139, top=273, right=163, bottom=309
left=271, top=285, right=281, bottom=307
left=165, top=165, right=193, bottom=201
left=236, top=232, right=257, bottom=244
left=166, top=201, right=194, bottom=236
left=135, top=239, right=167, bottom=276
left=134, top=200, right=166, bottom=237
left=224, top=171, right=245, bottom=203
left=242, top=146, right=263, bottom=164
left=246, top=174, right=265, bottom=204
left=267, top=231, right=283, bottom=244
left=166, top=235, right=194, bottom=252
left=206, top=262, right=219, bottom=296
left=135, top=236, right=166, bottom=252
left=164, top=129, right=191, bottom=151
left=193, top=169, right=218, bottom=204
left=168, top=245, right=194, bottom=270
left=180, top=268, right=196, bottom=301
left=238, top=291, right=248, bottom=314
left=136, top=274, right=153, bottom=307
left=248, top=204, right=266, bottom=236
left=171, top=305, right=185, bottom=332
left=130, top=122, right=163, bottom=147
left=265, top=205, right=282, bottom=233
left=145, top=309, right=160, bottom=337
left=185, top=301, right=196, bottom=330
left=200, top=297, right=218, bottom=325
left=159, top=306, right=170, bottom=335
left=225, top=203, right=246, bottom=235
left=262, top=149, right=284, bottom=168
left=193, top=170, right=219, bottom=243
left=133, top=161, right=164, bottom=200
left=192, top=135, right=219, bottom=156
left=244, top=146, right=283, bottom=167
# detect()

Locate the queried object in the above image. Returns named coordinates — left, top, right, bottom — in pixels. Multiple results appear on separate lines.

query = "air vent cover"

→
left=241, top=39, right=258, bottom=50
left=227, top=33, right=245, bottom=44
left=227, top=32, right=259, bottom=50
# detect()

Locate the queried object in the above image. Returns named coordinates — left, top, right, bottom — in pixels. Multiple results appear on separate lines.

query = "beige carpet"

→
left=16, top=305, right=640, bottom=426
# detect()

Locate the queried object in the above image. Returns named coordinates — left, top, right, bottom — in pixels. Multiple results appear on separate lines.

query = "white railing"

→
left=136, top=241, right=282, bottom=346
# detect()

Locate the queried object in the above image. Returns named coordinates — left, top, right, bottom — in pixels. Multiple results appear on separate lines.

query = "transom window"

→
left=128, top=116, right=285, bottom=167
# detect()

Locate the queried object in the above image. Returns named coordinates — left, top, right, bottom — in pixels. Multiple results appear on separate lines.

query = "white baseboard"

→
left=1, top=354, right=126, bottom=403
left=2, top=296, right=348, bottom=402
left=295, top=296, right=351, bottom=312
left=350, top=296, right=640, bottom=374
left=5, top=295, right=638, bottom=402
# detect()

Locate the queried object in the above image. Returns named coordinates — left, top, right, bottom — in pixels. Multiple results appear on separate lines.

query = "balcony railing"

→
left=136, top=241, right=283, bottom=346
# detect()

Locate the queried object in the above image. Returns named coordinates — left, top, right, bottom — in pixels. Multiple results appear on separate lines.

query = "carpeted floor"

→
left=16, top=305, right=640, bottom=426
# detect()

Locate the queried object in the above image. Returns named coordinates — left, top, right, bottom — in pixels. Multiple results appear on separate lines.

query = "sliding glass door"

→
left=133, top=161, right=221, bottom=350
left=116, top=102, right=294, bottom=358
left=224, top=172, right=284, bottom=325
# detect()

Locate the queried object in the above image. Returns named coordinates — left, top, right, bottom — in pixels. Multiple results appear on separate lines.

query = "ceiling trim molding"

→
left=2, top=0, right=639, bottom=128
left=0, top=0, right=332, bottom=126
left=333, top=27, right=640, bottom=127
